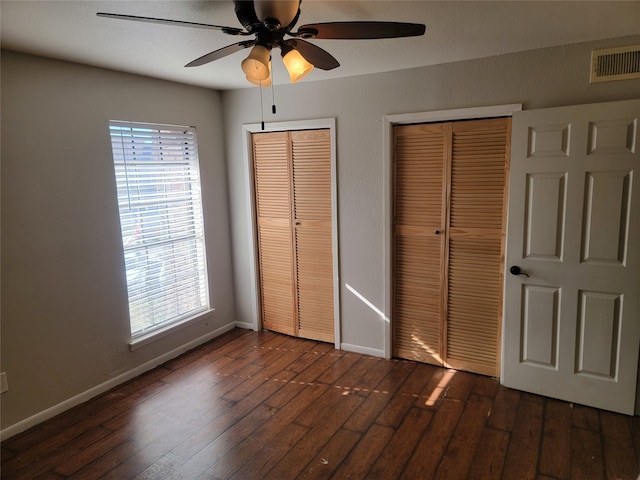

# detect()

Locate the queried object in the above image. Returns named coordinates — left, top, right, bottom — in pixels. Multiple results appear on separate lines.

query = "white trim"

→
left=382, top=104, right=522, bottom=359
left=242, top=118, right=341, bottom=348
left=109, top=121, right=210, bottom=341
left=385, top=103, right=523, bottom=125
left=234, top=320, right=255, bottom=330
left=340, top=343, right=385, bottom=358
left=129, top=308, right=215, bottom=350
left=240, top=126, right=262, bottom=332
left=0, top=322, right=236, bottom=441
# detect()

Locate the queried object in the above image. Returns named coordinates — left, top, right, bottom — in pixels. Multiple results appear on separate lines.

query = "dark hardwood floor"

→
left=2, top=328, right=639, bottom=479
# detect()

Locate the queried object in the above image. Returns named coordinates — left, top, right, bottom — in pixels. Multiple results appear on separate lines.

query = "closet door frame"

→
left=241, top=118, right=341, bottom=349
left=383, top=104, right=522, bottom=360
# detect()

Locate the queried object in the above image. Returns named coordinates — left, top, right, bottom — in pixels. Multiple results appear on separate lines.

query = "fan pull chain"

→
left=271, top=81, right=276, bottom=114
left=259, top=83, right=265, bottom=130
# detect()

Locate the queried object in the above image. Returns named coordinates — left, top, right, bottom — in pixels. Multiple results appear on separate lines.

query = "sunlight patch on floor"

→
left=425, top=369, right=456, bottom=406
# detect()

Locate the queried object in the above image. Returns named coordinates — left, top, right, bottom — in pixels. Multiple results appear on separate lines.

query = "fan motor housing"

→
left=234, top=1, right=260, bottom=32
left=235, top=0, right=301, bottom=33
left=254, top=0, right=301, bottom=29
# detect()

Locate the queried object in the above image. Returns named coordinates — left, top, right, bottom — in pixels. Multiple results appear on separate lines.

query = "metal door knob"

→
left=509, top=266, right=529, bottom=277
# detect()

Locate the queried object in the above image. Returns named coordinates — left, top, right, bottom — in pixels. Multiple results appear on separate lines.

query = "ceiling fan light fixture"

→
left=241, top=44, right=271, bottom=81
left=282, top=47, right=314, bottom=83
left=98, top=4, right=427, bottom=88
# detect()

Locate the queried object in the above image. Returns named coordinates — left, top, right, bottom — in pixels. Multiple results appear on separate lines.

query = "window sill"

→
left=129, top=309, right=215, bottom=351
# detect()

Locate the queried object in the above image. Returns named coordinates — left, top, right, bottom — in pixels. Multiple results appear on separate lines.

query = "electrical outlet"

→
left=0, top=372, right=8, bottom=393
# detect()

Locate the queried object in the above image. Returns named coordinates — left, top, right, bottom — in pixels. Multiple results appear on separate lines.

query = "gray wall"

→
left=223, top=34, right=640, bottom=354
left=1, top=51, right=236, bottom=432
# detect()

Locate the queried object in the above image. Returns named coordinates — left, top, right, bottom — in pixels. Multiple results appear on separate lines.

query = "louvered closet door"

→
left=292, top=130, right=334, bottom=342
left=447, top=118, right=510, bottom=377
left=253, top=129, right=334, bottom=343
left=253, top=132, right=295, bottom=336
left=393, top=118, right=510, bottom=376
left=393, top=123, right=449, bottom=365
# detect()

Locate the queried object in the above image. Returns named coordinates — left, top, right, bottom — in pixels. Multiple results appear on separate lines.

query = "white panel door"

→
left=503, top=99, right=640, bottom=414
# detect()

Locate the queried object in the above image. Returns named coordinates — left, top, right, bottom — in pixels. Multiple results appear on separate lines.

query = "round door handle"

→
left=509, top=265, right=530, bottom=277
left=434, top=230, right=441, bottom=235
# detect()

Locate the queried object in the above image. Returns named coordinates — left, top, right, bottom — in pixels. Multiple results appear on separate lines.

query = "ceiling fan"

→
left=97, top=0, right=426, bottom=85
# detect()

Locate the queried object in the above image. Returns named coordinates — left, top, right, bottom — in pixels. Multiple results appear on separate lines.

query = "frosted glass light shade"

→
left=241, top=45, right=271, bottom=81
left=246, top=59, right=272, bottom=86
left=282, top=48, right=314, bottom=83
left=246, top=74, right=272, bottom=86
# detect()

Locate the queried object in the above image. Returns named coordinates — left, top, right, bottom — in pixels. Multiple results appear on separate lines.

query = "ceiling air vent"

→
left=590, top=44, right=640, bottom=83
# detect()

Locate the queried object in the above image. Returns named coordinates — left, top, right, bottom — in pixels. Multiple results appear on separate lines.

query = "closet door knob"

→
left=434, top=230, right=441, bottom=235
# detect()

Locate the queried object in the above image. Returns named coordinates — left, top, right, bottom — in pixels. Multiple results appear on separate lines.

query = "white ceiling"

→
left=2, top=1, right=640, bottom=91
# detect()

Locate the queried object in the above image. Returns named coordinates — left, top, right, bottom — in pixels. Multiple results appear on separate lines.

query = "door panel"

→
left=577, top=291, right=620, bottom=378
left=253, top=129, right=334, bottom=343
left=393, top=123, right=448, bottom=366
left=503, top=99, right=640, bottom=414
left=394, top=233, right=444, bottom=365
left=524, top=173, right=566, bottom=260
left=521, top=285, right=559, bottom=367
left=446, top=119, right=510, bottom=376
left=292, top=130, right=332, bottom=221
left=258, top=220, right=295, bottom=336
left=447, top=236, right=503, bottom=375
left=253, top=132, right=291, bottom=218
left=291, top=129, right=334, bottom=343
left=393, top=118, right=510, bottom=376
left=582, top=171, right=631, bottom=263
left=253, top=132, right=296, bottom=336
left=296, top=224, right=334, bottom=342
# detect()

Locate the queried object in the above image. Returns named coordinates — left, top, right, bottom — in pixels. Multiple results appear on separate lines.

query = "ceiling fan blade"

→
left=96, top=12, right=249, bottom=36
left=185, top=40, right=256, bottom=67
left=288, top=39, right=340, bottom=70
left=295, top=21, right=425, bottom=40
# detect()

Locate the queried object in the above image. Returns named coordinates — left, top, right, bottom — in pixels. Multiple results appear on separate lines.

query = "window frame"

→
left=108, top=120, right=212, bottom=348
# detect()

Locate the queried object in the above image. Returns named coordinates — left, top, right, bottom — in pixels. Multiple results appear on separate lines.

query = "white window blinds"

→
left=109, top=121, right=209, bottom=337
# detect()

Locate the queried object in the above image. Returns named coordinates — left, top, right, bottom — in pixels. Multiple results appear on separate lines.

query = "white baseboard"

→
left=340, top=342, right=385, bottom=358
left=0, top=322, right=236, bottom=441
left=234, top=320, right=258, bottom=331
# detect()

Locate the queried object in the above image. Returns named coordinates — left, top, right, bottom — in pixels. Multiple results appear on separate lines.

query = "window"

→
left=109, top=121, right=209, bottom=338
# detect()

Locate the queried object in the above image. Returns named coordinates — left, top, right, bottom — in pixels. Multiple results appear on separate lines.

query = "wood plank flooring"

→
left=2, top=328, right=639, bottom=479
